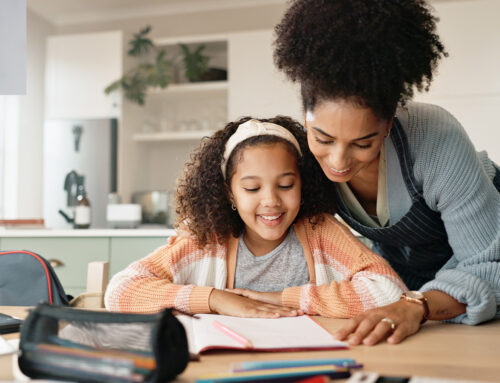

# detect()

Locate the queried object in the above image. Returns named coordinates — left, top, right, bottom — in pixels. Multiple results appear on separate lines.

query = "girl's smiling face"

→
left=305, top=100, right=391, bottom=183
left=229, top=142, right=301, bottom=255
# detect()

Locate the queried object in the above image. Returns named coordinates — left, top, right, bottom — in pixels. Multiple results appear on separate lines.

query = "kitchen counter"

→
left=0, top=227, right=174, bottom=297
left=0, top=226, right=176, bottom=237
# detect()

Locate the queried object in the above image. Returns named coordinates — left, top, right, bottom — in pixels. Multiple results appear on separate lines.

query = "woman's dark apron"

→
left=335, top=118, right=500, bottom=290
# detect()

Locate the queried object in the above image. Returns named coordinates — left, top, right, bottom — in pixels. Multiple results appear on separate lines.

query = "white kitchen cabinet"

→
left=227, top=30, right=302, bottom=121
left=0, top=230, right=173, bottom=297
left=45, top=31, right=122, bottom=120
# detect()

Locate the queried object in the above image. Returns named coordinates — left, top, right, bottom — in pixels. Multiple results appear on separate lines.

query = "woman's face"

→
left=305, top=100, right=391, bottom=183
left=230, top=143, right=301, bottom=252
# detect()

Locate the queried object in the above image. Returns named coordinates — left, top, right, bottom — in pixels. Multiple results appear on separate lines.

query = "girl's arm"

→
left=104, top=235, right=215, bottom=314
left=281, top=247, right=406, bottom=318
left=228, top=216, right=407, bottom=318
left=105, top=235, right=302, bottom=317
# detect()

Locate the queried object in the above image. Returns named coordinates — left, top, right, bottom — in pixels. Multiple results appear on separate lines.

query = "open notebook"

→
left=176, top=314, right=348, bottom=355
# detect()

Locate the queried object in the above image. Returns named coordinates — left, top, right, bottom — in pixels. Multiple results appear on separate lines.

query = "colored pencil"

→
left=231, top=358, right=357, bottom=372
left=212, top=320, right=253, bottom=348
left=196, top=365, right=350, bottom=383
left=35, top=343, right=156, bottom=370
left=295, top=375, right=331, bottom=383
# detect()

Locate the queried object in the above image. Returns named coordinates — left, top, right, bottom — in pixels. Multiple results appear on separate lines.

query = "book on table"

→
left=176, top=313, right=348, bottom=355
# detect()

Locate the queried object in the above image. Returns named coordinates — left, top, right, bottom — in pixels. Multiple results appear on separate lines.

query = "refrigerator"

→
left=43, top=119, right=118, bottom=229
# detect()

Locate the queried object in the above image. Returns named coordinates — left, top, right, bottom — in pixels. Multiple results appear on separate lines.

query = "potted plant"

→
left=179, top=43, right=227, bottom=83
left=104, top=26, right=172, bottom=105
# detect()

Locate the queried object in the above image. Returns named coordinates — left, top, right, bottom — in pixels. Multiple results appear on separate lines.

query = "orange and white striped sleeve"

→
left=282, top=216, right=407, bottom=318
left=104, top=235, right=215, bottom=314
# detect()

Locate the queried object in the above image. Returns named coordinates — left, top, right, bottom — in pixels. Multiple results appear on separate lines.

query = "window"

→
left=0, top=96, right=20, bottom=218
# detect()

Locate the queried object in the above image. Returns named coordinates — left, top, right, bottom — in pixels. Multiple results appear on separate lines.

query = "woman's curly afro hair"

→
left=175, top=116, right=335, bottom=247
left=274, top=0, right=448, bottom=120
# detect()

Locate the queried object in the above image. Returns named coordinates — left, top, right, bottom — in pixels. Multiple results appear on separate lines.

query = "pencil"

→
left=212, top=320, right=253, bottom=348
left=35, top=343, right=156, bottom=370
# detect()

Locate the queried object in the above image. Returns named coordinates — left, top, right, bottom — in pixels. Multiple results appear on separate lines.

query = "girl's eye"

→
left=244, top=187, right=259, bottom=192
left=279, top=184, right=294, bottom=190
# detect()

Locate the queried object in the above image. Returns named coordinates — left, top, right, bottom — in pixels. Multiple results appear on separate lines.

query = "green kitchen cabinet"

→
left=109, top=237, right=169, bottom=277
left=0, top=237, right=109, bottom=297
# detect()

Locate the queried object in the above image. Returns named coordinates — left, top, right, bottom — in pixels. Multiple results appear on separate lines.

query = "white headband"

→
left=221, top=119, right=303, bottom=179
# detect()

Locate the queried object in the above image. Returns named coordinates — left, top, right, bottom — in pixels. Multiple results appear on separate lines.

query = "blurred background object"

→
left=132, top=190, right=175, bottom=227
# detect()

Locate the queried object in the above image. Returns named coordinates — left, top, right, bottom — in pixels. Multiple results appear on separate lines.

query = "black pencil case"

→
left=18, top=302, right=190, bottom=383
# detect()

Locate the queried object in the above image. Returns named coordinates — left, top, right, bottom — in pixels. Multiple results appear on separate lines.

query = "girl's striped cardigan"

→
left=105, top=214, right=407, bottom=318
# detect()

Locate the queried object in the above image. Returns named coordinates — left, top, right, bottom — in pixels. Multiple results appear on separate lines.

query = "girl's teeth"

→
left=261, top=214, right=281, bottom=220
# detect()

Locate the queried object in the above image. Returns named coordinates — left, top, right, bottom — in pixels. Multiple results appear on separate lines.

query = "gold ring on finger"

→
left=380, top=317, right=396, bottom=331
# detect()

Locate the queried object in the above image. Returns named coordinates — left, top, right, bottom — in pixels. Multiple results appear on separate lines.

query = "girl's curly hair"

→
left=274, top=0, right=448, bottom=120
left=175, top=116, right=335, bottom=247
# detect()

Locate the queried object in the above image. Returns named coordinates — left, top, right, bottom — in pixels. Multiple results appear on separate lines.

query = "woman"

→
left=273, top=0, right=500, bottom=345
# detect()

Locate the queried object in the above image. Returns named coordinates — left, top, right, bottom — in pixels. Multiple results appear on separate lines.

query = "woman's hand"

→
left=333, top=299, right=425, bottom=346
left=209, top=289, right=300, bottom=318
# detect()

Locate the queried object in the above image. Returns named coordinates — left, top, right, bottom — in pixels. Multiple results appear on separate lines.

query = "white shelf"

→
left=148, top=81, right=227, bottom=95
left=133, top=130, right=215, bottom=142
left=153, top=33, right=230, bottom=46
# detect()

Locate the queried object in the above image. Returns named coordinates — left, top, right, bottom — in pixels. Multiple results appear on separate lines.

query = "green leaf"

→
left=128, top=25, right=154, bottom=56
left=104, top=26, right=173, bottom=105
left=179, top=43, right=210, bottom=82
left=104, top=79, right=123, bottom=95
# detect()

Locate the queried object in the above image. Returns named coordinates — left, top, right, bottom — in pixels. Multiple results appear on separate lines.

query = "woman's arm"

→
left=334, top=290, right=466, bottom=346
left=412, top=104, right=500, bottom=325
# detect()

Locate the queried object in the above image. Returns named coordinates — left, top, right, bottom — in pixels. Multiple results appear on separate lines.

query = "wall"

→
left=415, top=0, right=500, bottom=162
left=17, top=11, right=55, bottom=217
left=2, top=10, right=54, bottom=218
left=55, top=4, right=286, bottom=37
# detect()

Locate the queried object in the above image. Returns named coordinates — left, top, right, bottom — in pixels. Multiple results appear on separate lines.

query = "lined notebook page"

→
left=177, top=314, right=347, bottom=354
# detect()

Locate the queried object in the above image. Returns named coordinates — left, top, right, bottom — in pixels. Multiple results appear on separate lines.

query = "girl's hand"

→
left=333, top=299, right=425, bottom=346
left=225, top=288, right=283, bottom=306
left=209, top=289, right=300, bottom=318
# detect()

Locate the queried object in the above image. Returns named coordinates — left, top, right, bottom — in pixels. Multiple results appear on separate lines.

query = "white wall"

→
left=415, top=0, right=500, bottom=162
left=11, top=11, right=54, bottom=218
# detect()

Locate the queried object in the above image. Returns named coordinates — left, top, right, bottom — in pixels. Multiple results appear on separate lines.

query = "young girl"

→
left=105, top=116, right=406, bottom=318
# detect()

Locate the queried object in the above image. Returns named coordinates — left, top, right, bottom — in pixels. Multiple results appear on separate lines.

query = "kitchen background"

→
left=0, top=0, right=499, bottom=226
left=0, top=0, right=498, bottom=297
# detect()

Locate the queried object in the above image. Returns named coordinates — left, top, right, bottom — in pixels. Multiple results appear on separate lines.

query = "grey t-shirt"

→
left=233, top=228, right=310, bottom=292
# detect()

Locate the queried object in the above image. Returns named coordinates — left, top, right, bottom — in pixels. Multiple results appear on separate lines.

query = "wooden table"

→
left=1, top=306, right=499, bottom=382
